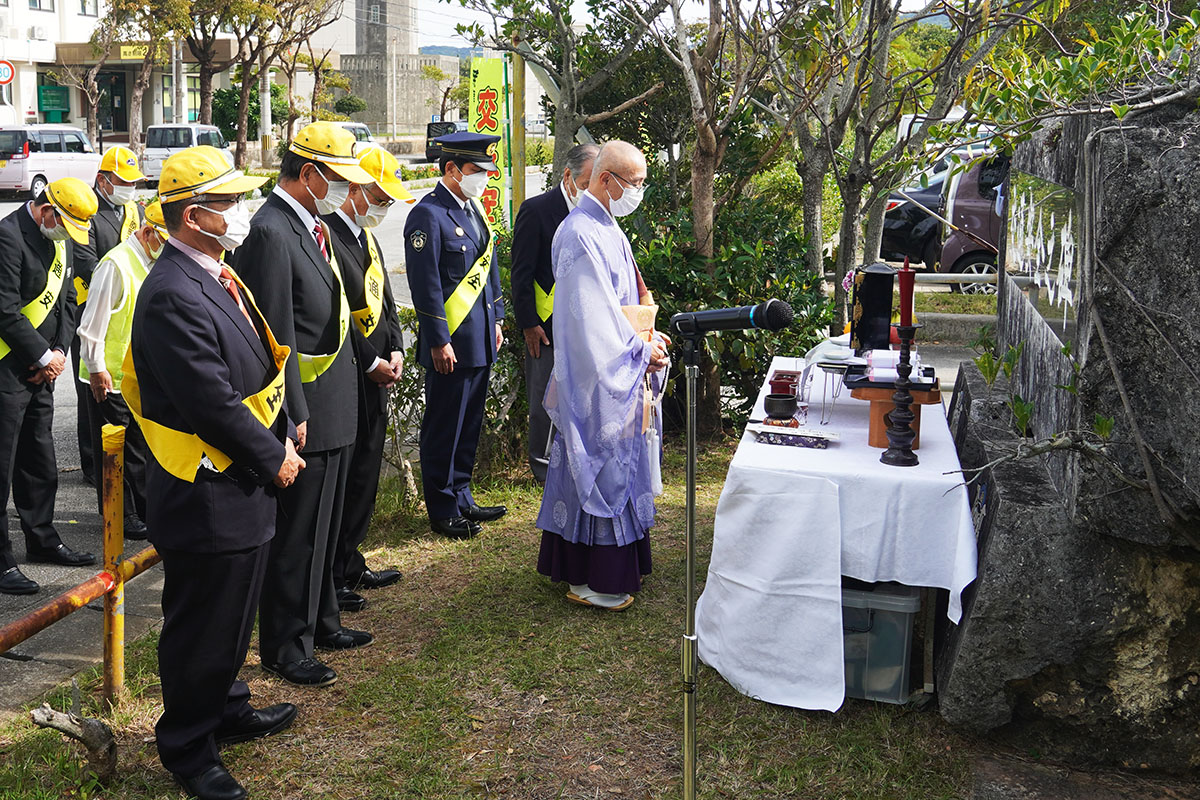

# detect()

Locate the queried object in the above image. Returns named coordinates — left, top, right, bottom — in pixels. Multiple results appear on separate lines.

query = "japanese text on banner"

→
left=468, top=57, right=508, bottom=232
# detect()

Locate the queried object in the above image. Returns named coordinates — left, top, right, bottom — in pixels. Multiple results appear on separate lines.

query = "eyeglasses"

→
left=609, top=171, right=649, bottom=191
left=364, top=185, right=395, bottom=208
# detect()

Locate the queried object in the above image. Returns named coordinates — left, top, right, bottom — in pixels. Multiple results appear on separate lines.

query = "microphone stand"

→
left=679, top=332, right=702, bottom=800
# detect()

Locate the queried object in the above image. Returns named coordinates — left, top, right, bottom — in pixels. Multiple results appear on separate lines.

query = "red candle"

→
left=898, top=257, right=914, bottom=327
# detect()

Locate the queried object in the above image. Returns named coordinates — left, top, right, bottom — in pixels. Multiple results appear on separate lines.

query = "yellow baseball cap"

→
left=99, top=145, right=146, bottom=183
left=357, top=145, right=415, bottom=204
left=144, top=199, right=169, bottom=239
left=45, top=177, right=98, bottom=245
left=289, top=122, right=373, bottom=184
left=158, top=146, right=268, bottom=204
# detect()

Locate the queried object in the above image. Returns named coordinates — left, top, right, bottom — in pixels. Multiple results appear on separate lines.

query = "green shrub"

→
left=245, top=169, right=279, bottom=195
left=525, top=138, right=554, bottom=167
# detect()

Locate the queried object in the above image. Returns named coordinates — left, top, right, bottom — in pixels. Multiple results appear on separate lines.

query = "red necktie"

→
left=313, top=223, right=328, bottom=261
left=219, top=266, right=253, bottom=326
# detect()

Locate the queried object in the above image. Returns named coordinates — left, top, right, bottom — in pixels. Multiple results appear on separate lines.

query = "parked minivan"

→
left=339, top=122, right=375, bottom=144
left=0, top=125, right=102, bottom=198
left=142, top=124, right=233, bottom=184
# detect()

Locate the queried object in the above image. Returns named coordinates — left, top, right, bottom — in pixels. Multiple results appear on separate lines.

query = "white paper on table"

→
left=696, top=467, right=847, bottom=711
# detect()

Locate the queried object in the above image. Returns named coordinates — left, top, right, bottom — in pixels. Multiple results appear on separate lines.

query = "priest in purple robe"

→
left=535, top=141, right=670, bottom=611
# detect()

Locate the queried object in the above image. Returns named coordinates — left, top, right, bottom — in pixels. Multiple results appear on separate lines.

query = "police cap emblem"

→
left=410, top=230, right=427, bottom=251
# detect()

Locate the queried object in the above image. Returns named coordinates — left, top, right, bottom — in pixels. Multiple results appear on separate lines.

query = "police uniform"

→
left=0, top=178, right=98, bottom=594
left=404, top=132, right=505, bottom=534
left=71, top=146, right=145, bottom=485
left=125, top=148, right=296, bottom=796
left=323, top=145, right=412, bottom=601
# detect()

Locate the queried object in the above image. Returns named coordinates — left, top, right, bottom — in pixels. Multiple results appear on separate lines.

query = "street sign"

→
left=0, top=61, right=15, bottom=86
left=432, top=114, right=441, bottom=122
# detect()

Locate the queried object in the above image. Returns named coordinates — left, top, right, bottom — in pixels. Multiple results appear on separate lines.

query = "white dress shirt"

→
left=78, top=238, right=151, bottom=388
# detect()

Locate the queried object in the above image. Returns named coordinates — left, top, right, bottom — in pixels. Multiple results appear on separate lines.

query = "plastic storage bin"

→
left=842, top=581, right=921, bottom=704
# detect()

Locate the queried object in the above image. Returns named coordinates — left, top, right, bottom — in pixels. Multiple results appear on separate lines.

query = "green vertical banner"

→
left=468, top=57, right=509, bottom=232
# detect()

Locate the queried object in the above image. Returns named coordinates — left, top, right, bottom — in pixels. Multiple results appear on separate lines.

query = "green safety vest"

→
left=78, top=237, right=151, bottom=391
left=75, top=201, right=138, bottom=305
left=0, top=240, right=66, bottom=361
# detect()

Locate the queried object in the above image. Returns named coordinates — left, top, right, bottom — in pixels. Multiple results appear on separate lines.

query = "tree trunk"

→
left=198, top=64, right=215, bottom=124
left=311, top=68, right=324, bottom=121
left=832, top=178, right=865, bottom=334
left=798, top=159, right=828, bottom=284
left=861, top=186, right=888, bottom=267
left=128, top=55, right=155, bottom=158
left=690, top=123, right=718, bottom=261
left=84, top=66, right=103, bottom=147
left=235, top=66, right=256, bottom=168
left=550, top=112, right=580, bottom=181
left=666, top=143, right=679, bottom=212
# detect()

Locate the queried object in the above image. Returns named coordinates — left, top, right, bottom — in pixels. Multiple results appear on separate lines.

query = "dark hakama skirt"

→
left=537, top=531, right=652, bottom=595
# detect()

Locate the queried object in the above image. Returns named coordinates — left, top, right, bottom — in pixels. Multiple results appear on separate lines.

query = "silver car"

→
left=0, top=125, right=102, bottom=199
left=142, top=124, right=234, bottom=185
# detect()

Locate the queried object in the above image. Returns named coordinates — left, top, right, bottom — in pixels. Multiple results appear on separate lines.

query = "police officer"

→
left=72, top=146, right=146, bottom=493
left=323, top=145, right=410, bottom=612
left=235, top=122, right=374, bottom=688
left=126, top=146, right=302, bottom=800
left=77, top=200, right=169, bottom=539
left=404, top=131, right=507, bottom=539
left=0, top=178, right=99, bottom=596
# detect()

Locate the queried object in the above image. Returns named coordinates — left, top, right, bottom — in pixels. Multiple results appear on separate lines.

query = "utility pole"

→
left=173, top=40, right=183, bottom=124
left=511, top=36, right=526, bottom=214
left=260, top=50, right=272, bottom=167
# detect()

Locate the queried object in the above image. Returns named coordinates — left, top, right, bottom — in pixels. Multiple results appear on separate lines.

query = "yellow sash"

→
left=121, top=269, right=291, bottom=483
left=75, top=201, right=138, bottom=305
left=445, top=202, right=495, bottom=336
left=0, top=241, right=66, bottom=361
left=297, top=222, right=351, bottom=383
left=534, top=280, right=554, bottom=323
left=351, top=229, right=385, bottom=339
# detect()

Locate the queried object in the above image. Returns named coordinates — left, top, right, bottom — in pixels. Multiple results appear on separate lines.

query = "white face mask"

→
left=353, top=191, right=390, bottom=229
left=458, top=169, right=489, bottom=200
left=107, top=183, right=138, bottom=206
left=195, top=201, right=251, bottom=251
left=307, top=168, right=350, bottom=216
left=39, top=213, right=70, bottom=242
left=608, top=178, right=644, bottom=218
left=148, top=232, right=167, bottom=260
left=563, top=176, right=582, bottom=209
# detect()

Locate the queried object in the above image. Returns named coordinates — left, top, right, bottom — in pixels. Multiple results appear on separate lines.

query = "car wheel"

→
left=29, top=175, right=48, bottom=200
left=951, top=253, right=998, bottom=295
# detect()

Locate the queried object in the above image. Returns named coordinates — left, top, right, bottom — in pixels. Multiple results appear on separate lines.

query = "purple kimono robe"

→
left=535, top=192, right=662, bottom=549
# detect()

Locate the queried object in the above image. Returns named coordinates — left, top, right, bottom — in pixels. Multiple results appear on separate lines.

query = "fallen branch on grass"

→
left=29, top=700, right=116, bottom=783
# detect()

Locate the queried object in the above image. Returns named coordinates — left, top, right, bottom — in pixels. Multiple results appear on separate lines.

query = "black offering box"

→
left=842, top=364, right=937, bottom=390
left=850, top=263, right=895, bottom=354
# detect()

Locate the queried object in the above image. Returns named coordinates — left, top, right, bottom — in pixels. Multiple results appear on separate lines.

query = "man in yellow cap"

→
left=128, top=145, right=303, bottom=800
left=77, top=200, right=169, bottom=541
left=322, top=144, right=412, bottom=613
left=234, top=121, right=375, bottom=688
left=71, top=145, right=146, bottom=487
left=0, top=177, right=98, bottom=595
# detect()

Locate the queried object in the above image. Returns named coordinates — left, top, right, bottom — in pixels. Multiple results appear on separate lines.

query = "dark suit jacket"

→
left=0, top=206, right=76, bottom=394
left=131, top=243, right=290, bottom=554
left=403, top=182, right=504, bottom=370
left=510, top=185, right=568, bottom=345
left=73, top=194, right=143, bottom=292
left=233, top=192, right=358, bottom=453
left=323, top=212, right=404, bottom=419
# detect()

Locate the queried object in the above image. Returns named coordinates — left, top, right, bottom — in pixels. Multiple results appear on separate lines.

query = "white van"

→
left=0, top=125, right=102, bottom=198
left=339, top=122, right=375, bottom=144
left=142, top=124, right=234, bottom=184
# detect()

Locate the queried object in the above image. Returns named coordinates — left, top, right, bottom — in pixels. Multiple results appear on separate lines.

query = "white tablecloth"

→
left=695, top=356, right=977, bottom=711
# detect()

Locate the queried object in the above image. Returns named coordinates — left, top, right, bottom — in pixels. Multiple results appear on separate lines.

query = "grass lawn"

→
left=0, top=438, right=976, bottom=799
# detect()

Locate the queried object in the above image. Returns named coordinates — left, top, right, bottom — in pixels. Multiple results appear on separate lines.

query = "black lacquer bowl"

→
left=764, top=393, right=798, bottom=420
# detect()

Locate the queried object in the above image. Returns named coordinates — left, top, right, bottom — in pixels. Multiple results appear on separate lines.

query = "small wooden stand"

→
left=850, top=382, right=942, bottom=449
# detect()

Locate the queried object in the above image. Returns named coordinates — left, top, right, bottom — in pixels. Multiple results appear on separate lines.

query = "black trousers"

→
left=334, top=403, right=387, bottom=590
left=0, top=386, right=62, bottom=571
left=85, top=390, right=148, bottom=523
left=524, top=344, right=554, bottom=483
left=70, top=338, right=96, bottom=483
left=155, top=541, right=269, bottom=778
left=258, top=445, right=350, bottom=666
left=420, top=365, right=489, bottom=520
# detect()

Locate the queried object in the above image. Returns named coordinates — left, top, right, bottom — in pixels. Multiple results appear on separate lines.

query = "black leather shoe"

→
left=174, top=763, right=247, bottom=800
left=124, top=515, right=149, bottom=541
left=214, top=702, right=298, bottom=746
left=337, top=586, right=367, bottom=612
left=350, top=567, right=402, bottom=590
left=462, top=504, right=507, bottom=522
left=261, top=657, right=336, bottom=687
left=315, top=628, right=374, bottom=651
left=430, top=516, right=481, bottom=539
left=0, top=566, right=38, bottom=595
left=26, top=543, right=97, bottom=567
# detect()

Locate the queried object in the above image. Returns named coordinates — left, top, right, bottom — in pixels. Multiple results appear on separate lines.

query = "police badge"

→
left=410, top=230, right=427, bottom=251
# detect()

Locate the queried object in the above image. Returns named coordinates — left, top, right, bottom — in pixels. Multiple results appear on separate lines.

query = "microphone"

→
left=670, top=299, right=794, bottom=337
